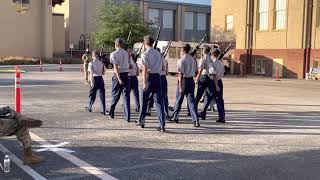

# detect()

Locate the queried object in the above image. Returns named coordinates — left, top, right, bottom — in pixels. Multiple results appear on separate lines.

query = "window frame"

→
left=225, top=15, right=234, bottom=32
left=255, top=58, right=266, bottom=74
left=257, top=0, right=269, bottom=31
left=197, top=13, right=207, bottom=31
left=184, top=12, right=194, bottom=30
left=163, top=10, right=174, bottom=29
left=317, top=0, right=320, bottom=27
left=148, top=8, right=160, bottom=28
left=274, top=0, right=287, bottom=30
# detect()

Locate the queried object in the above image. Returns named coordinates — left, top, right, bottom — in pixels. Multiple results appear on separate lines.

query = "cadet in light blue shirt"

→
left=86, top=50, right=106, bottom=115
left=211, top=48, right=226, bottom=123
left=137, top=35, right=166, bottom=132
left=170, top=43, right=200, bottom=127
left=107, top=38, right=131, bottom=122
left=195, top=45, right=216, bottom=120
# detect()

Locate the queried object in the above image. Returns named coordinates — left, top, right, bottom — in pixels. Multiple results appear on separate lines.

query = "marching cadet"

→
left=86, top=50, right=106, bottom=115
left=170, top=43, right=200, bottom=127
left=211, top=48, right=226, bottom=123
left=128, top=52, right=140, bottom=113
left=0, top=106, right=45, bottom=165
left=195, top=45, right=215, bottom=120
left=147, top=48, right=169, bottom=119
left=108, top=38, right=131, bottom=122
left=137, top=35, right=166, bottom=132
left=82, top=48, right=92, bottom=85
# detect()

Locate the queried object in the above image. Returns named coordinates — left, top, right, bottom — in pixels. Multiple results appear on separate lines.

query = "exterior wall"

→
left=252, top=0, right=305, bottom=49
left=211, top=0, right=246, bottom=47
left=212, top=0, right=320, bottom=79
left=234, top=49, right=305, bottom=79
left=0, top=0, right=53, bottom=58
left=52, top=14, right=66, bottom=55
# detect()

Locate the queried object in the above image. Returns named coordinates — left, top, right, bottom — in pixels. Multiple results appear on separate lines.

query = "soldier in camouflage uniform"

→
left=82, top=48, right=92, bottom=84
left=0, top=106, right=45, bottom=165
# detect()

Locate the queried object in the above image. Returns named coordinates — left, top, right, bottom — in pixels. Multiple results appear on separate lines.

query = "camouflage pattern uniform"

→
left=0, top=106, right=32, bottom=150
left=82, top=52, right=92, bottom=84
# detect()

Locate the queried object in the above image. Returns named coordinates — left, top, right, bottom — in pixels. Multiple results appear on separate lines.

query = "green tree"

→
left=93, top=0, right=150, bottom=49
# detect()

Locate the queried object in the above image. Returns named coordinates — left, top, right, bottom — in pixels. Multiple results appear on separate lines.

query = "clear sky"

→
left=159, top=0, right=211, bottom=5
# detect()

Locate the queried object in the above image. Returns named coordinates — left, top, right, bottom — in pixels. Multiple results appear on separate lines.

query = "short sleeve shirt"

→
left=198, top=54, right=214, bottom=75
left=128, top=57, right=138, bottom=76
left=160, top=58, right=168, bottom=76
left=212, top=58, right=225, bottom=80
left=110, top=48, right=130, bottom=73
left=177, top=54, right=197, bottom=78
left=88, top=59, right=104, bottom=77
left=141, top=48, right=163, bottom=74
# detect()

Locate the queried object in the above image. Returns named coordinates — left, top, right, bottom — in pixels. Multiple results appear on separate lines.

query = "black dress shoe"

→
left=108, top=112, right=114, bottom=119
left=135, top=108, right=140, bottom=113
left=156, top=126, right=166, bottom=132
left=187, top=112, right=191, bottom=117
left=101, top=112, right=106, bottom=115
left=198, top=112, right=206, bottom=120
left=146, top=112, right=151, bottom=116
left=165, top=115, right=171, bottom=121
left=85, top=107, right=92, bottom=112
left=194, top=121, right=200, bottom=127
left=169, top=117, right=179, bottom=123
left=168, top=106, right=174, bottom=111
left=216, top=119, right=226, bottom=123
left=136, top=123, right=145, bottom=128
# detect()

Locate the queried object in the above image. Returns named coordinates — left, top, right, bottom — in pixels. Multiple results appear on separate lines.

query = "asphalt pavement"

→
left=0, top=68, right=320, bottom=180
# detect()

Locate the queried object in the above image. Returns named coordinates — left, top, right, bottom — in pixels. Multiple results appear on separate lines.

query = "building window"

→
left=314, top=59, right=320, bottom=68
left=226, top=15, right=234, bottom=31
left=275, top=0, right=287, bottom=29
left=258, top=0, right=269, bottom=30
left=184, top=12, right=194, bottom=30
left=317, top=0, right=320, bottom=27
left=149, top=8, right=160, bottom=28
left=255, top=58, right=266, bottom=74
left=197, top=13, right=207, bottom=30
left=163, top=10, right=174, bottom=29
left=12, top=0, right=30, bottom=14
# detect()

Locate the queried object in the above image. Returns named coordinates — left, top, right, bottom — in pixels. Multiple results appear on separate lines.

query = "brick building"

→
left=211, top=0, right=320, bottom=79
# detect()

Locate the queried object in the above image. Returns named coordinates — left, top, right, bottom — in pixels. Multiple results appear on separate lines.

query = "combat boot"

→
left=19, top=116, right=42, bottom=128
left=23, top=148, right=45, bottom=165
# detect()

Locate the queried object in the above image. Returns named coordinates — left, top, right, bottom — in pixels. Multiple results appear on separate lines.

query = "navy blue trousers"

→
left=139, top=74, right=165, bottom=127
left=129, top=76, right=140, bottom=110
left=88, top=76, right=106, bottom=113
left=195, top=74, right=215, bottom=118
left=110, top=73, right=130, bottom=121
left=214, top=80, right=225, bottom=120
left=172, top=78, right=198, bottom=122
left=147, top=75, right=169, bottom=116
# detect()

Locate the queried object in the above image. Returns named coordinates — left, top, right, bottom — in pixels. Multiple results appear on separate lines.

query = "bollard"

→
left=59, top=59, right=63, bottom=72
left=15, top=68, right=21, bottom=113
left=39, top=58, right=43, bottom=72
left=275, top=65, right=280, bottom=81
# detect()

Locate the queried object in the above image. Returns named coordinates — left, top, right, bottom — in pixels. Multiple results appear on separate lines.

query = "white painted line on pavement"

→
left=30, top=132, right=117, bottom=180
left=0, top=144, right=47, bottom=180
